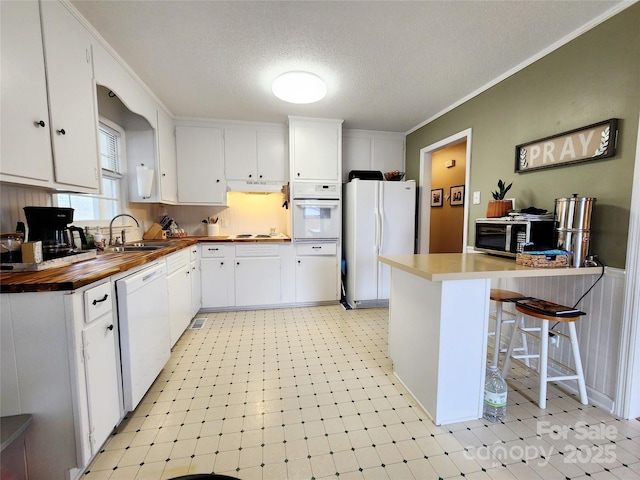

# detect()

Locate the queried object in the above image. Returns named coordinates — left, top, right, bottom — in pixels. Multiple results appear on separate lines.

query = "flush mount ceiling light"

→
left=272, top=71, right=327, bottom=104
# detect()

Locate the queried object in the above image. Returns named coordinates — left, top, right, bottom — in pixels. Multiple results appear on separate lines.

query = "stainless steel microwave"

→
left=474, top=218, right=555, bottom=257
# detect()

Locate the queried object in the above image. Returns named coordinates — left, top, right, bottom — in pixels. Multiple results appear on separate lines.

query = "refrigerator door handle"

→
left=379, top=204, right=385, bottom=254
left=374, top=183, right=381, bottom=254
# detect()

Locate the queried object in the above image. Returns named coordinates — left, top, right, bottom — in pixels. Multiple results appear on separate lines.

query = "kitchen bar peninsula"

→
left=377, top=253, right=601, bottom=425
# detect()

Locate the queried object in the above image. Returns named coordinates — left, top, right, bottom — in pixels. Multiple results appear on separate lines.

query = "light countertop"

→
left=378, top=253, right=602, bottom=281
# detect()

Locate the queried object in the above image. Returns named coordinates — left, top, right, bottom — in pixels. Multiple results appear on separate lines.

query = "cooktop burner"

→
left=233, top=234, right=273, bottom=239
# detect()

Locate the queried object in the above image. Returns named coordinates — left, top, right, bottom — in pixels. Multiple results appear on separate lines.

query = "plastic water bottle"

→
left=483, top=365, right=507, bottom=422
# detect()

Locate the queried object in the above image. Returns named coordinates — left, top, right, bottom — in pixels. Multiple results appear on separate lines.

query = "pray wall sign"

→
left=515, top=118, right=618, bottom=173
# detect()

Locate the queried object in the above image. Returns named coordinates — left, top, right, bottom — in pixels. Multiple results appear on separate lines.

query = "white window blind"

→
left=99, top=124, right=121, bottom=174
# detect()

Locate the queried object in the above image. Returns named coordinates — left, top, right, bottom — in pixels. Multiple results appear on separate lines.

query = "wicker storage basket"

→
left=516, top=250, right=569, bottom=268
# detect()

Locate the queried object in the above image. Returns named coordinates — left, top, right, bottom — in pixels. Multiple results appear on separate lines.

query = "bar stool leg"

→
left=501, top=313, right=523, bottom=378
left=493, top=302, right=504, bottom=366
left=519, top=328, right=531, bottom=368
left=568, top=322, right=589, bottom=405
left=539, top=319, right=549, bottom=409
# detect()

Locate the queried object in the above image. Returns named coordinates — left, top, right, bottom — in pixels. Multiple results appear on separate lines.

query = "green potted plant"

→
left=486, top=179, right=513, bottom=217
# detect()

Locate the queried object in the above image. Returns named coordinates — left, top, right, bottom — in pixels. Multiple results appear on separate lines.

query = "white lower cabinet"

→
left=82, top=311, right=121, bottom=456
left=201, top=243, right=235, bottom=308
left=167, top=249, right=192, bottom=347
left=189, top=245, right=201, bottom=317
left=235, top=257, right=281, bottom=307
left=199, top=241, right=341, bottom=309
left=0, top=280, right=124, bottom=480
left=235, top=244, right=281, bottom=307
left=295, top=242, right=340, bottom=303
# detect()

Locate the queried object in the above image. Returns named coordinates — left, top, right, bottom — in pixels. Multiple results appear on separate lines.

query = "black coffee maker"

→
left=24, top=207, right=87, bottom=259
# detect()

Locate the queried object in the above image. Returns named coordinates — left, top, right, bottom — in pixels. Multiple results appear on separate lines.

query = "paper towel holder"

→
left=136, top=164, right=154, bottom=199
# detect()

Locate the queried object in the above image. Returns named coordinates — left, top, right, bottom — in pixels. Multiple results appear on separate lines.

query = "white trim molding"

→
left=615, top=112, right=640, bottom=419
left=418, top=129, right=472, bottom=254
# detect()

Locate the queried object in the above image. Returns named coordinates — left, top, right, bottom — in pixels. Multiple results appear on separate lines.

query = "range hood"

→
left=226, top=180, right=286, bottom=193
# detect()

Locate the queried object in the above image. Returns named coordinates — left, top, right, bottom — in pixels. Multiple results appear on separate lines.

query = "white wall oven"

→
left=292, top=183, right=341, bottom=241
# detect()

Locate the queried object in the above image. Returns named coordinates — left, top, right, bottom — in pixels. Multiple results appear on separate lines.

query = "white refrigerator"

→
left=343, top=179, right=416, bottom=308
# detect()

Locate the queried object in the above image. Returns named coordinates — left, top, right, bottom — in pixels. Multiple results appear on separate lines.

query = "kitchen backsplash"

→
left=1, top=184, right=289, bottom=239
left=154, top=191, right=290, bottom=237
left=0, top=184, right=51, bottom=233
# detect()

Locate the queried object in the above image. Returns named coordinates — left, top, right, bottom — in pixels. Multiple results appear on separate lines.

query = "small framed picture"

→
left=450, top=185, right=465, bottom=206
left=431, top=188, right=443, bottom=207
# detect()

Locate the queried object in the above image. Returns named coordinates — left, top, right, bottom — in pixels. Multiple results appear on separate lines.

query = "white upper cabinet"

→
left=225, top=128, right=256, bottom=180
left=289, top=116, right=343, bottom=182
left=40, top=0, right=100, bottom=190
left=257, top=129, right=288, bottom=182
left=224, top=126, right=287, bottom=183
left=156, top=108, right=178, bottom=204
left=1, top=0, right=99, bottom=192
left=175, top=125, right=227, bottom=204
left=342, top=130, right=405, bottom=181
left=0, top=0, right=53, bottom=184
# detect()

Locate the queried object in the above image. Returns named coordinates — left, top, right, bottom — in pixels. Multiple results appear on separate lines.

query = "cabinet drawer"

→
left=166, top=248, right=190, bottom=275
left=296, top=242, right=337, bottom=256
left=84, top=281, right=112, bottom=323
left=235, top=243, right=279, bottom=257
left=190, top=245, right=199, bottom=262
left=201, top=243, right=229, bottom=258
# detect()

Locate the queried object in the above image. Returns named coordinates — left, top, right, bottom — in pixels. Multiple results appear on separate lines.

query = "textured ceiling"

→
left=71, top=0, right=629, bottom=132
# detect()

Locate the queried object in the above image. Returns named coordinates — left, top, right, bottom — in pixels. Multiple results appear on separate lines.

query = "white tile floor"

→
left=83, top=305, right=640, bottom=480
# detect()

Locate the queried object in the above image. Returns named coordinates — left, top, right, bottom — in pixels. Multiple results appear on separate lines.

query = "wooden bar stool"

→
left=489, top=289, right=527, bottom=367
left=501, top=301, right=588, bottom=409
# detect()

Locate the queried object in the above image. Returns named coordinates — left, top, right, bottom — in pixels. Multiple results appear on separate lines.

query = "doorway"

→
left=417, top=129, right=472, bottom=253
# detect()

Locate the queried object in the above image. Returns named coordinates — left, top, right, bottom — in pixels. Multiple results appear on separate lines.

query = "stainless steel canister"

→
left=554, top=194, right=596, bottom=267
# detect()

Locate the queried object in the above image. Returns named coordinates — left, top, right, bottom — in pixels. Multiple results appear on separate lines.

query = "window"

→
left=54, top=120, right=125, bottom=223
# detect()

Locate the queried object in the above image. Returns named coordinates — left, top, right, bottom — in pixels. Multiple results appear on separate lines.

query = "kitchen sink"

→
left=107, top=241, right=179, bottom=253
left=126, top=241, right=178, bottom=247
left=108, top=245, right=164, bottom=252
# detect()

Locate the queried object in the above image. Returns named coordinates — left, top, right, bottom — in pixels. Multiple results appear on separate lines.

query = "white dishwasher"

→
left=116, top=262, right=170, bottom=411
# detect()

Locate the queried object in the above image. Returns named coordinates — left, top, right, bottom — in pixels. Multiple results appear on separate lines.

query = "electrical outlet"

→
left=549, top=333, right=559, bottom=346
left=473, top=191, right=481, bottom=204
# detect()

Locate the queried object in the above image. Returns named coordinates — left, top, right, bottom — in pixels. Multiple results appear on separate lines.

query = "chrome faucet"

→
left=109, top=214, right=140, bottom=246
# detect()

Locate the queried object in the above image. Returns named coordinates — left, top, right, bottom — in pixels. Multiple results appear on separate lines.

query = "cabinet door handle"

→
left=34, top=120, right=46, bottom=128
left=162, top=173, right=166, bottom=177
left=216, top=179, right=220, bottom=183
left=56, top=128, right=66, bottom=135
left=220, top=261, right=224, bottom=265
left=259, top=174, right=263, bottom=178
left=236, top=261, right=240, bottom=266
left=92, top=294, right=108, bottom=305
left=107, top=324, right=114, bottom=331
left=248, top=174, right=252, bottom=178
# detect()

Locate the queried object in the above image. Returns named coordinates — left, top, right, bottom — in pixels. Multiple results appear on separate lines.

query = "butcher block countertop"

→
left=0, top=235, right=291, bottom=293
left=378, top=253, right=602, bottom=282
